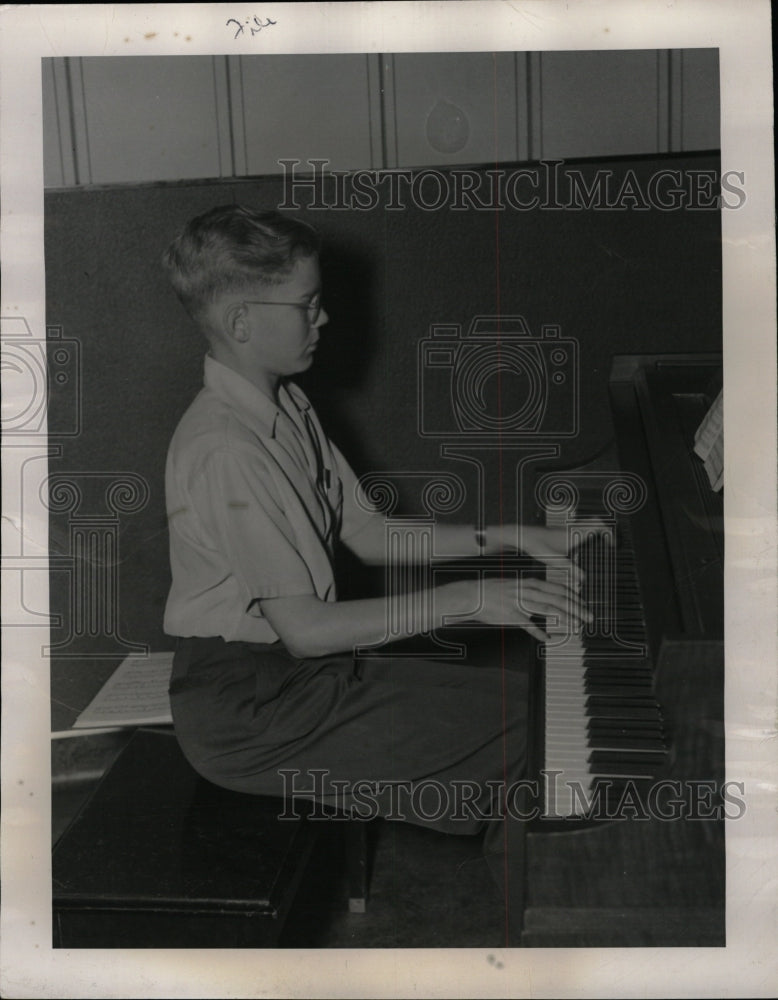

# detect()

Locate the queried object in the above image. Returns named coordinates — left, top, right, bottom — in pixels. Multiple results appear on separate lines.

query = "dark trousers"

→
left=169, top=630, right=533, bottom=941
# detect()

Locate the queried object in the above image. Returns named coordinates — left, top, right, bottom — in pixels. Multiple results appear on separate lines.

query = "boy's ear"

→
left=222, top=301, right=251, bottom=343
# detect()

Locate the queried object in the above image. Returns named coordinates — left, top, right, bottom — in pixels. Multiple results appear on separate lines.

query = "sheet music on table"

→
left=693, top=388, right=724, bottom=492
left=73, top=651, right=174, bottom=729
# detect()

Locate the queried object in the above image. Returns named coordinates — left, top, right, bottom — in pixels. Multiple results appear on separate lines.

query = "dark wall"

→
left=45, top=154, right=722, bottom=690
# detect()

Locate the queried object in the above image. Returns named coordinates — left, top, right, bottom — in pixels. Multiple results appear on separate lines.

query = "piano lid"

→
left=609, top=354, right=724, bottom=645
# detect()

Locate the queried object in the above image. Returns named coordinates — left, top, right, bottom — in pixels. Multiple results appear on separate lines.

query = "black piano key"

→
left=585, top=682, right=654, bottom=696
left=584, top=671, right=652, bottom=684
left=587, top=736, right=666, bottom=751
left=584, top=663, right=652, bottom=675
left=589, top=747, right=666, bottom=762
left=588, top=720, right=664, bottom=737
left=585, top=691, right=660, bottom=715
left=585, top=681, right=653, bottom=693
left=583, top=655, right=651, bottom=666
left=583, top=663, right=649, bottom=672
left=584, top=668, right=653, bottom=681
left=588, top=720, right=664, bottom=736
left=586, top=725, right=666, bottom=749
left=581, top=641, right=648, bottom=655
left=585, top=702, right=660, bottom=718
left=584, top=678, right=658, bottom=707
left=589, top=721, right=663, bottom=734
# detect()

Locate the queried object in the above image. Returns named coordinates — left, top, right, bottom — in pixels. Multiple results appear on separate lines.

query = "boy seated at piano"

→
left=161, top=204, right=593, bottom=937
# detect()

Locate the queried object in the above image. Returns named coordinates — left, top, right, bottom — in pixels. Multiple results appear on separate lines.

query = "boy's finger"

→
left=530, top=578, right=586, bottom=606
left=543, top=592, right=593, bottom=625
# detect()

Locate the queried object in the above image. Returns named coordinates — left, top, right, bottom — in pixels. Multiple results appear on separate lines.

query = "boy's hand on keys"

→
left=464, top=576, right=593, bottom=643
left=517, top=521, right=614, bottom=591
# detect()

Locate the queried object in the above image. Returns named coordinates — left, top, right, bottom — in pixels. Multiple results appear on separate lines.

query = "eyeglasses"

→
left=243, top=294, right=323, bottom=324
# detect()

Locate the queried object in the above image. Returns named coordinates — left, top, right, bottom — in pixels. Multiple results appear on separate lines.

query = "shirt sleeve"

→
left=188, top=447, right=318, bottom=602
left=328, top=440, right=381, bottom=541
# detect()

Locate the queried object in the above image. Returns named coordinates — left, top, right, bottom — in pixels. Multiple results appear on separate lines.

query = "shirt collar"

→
left=203, top=355, right=310, bottom=438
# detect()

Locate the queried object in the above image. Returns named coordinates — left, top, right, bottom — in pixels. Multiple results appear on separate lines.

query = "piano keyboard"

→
left=543, top=508, right=668, bottom=818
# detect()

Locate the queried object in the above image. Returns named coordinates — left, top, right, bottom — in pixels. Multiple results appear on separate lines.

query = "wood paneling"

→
left=679, top=49, right=720, bottom=151
left=389, top=52, right=519, bottom=168
left=238, top=55, right=377, bottom=175
left=41, top=60, right=72, bottom=188
left=79, top=56, right=228, bottom=184
left=539, top=50, right=662, bottom=159
left=41, top=51, right=721, bottom=188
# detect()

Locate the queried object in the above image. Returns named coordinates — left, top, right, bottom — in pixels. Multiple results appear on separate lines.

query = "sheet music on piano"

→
left=693, top=388, right=724, bottom=491
left=72, top=652, right=174, bottom=730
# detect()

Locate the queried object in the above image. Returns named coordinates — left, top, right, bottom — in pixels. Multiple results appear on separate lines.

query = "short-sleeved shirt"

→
left=164, top=355, right=375, bottom=643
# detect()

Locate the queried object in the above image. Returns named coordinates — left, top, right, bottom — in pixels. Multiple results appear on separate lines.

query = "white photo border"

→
left=1, top=3, right=776, bottom=998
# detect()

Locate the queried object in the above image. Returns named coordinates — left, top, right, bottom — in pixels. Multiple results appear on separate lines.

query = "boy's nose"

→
left=313, top=307, right=329, bottom=328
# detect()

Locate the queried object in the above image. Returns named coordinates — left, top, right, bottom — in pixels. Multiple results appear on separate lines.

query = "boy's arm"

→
left=342, top=517, right=609, bottom=587
left=259, top=574, right=592, bottom=660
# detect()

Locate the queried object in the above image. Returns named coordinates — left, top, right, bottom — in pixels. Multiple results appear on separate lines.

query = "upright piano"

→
left=523, top=353, right=725, bottom=947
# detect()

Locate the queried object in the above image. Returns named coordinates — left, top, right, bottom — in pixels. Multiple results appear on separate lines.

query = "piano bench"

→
left=52, top=728, right=369, bottom=948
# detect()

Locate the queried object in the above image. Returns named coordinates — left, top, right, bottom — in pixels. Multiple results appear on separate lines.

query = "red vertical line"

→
left=656, top=49, right=662, bottom=152
left=367, top=54, right=380, bottom=171
left=525, top=55, right=532, bottom=163
left=222, top=55, right=236, bottom=178
left=377, top=55, right=389, bottom=170
left=492, top=52, right=511, bottom=948
left=238, top=58, right=248, bottom=176
left=63, top=58, right=81, bottom=186
left=679, top=51, right=685, bottom=152
left=48, top=61, right=67, bottom=187
left=211, top=57, right=222, bottom=178
left=667, top=51, right=673, bottom=153
left=74, top=58, right=92, bottom=185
